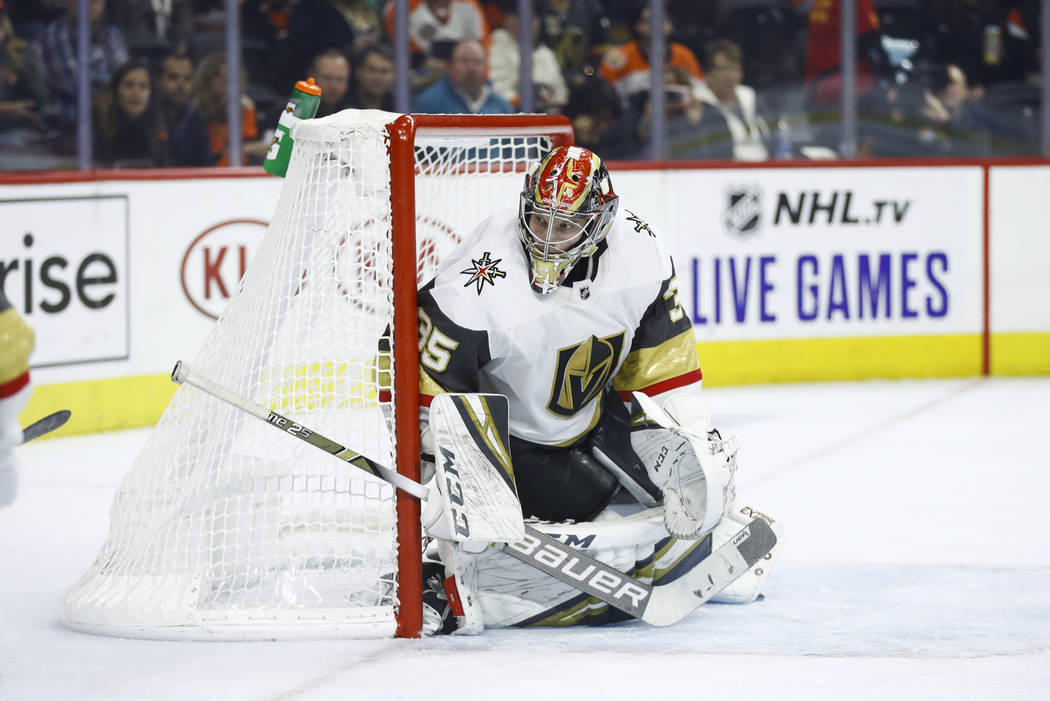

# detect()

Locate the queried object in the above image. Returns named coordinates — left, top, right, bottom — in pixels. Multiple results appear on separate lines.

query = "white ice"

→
left=2, top=377, right=1048, bottom=700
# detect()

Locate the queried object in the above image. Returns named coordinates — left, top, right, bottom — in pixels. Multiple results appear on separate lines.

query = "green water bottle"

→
left=263, top=77, right=322, bottom=177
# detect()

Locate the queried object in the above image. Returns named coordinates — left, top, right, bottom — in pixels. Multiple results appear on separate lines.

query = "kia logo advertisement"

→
left=181, top=219, right=268, bottom=320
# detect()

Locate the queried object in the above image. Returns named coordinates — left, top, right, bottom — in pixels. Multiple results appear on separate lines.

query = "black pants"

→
left=510, top=388, right=644, bottom=522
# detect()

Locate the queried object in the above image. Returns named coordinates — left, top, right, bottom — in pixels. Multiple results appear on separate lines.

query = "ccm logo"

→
left=439, top=446, right=470, bottom=538
left=508, top=534, right=650, bottom=608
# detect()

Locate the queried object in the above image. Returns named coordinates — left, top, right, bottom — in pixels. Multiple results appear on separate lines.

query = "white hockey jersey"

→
left=416, top=208, right=701, bottom=446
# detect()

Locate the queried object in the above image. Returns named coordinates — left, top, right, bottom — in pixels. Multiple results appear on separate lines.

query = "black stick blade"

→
left=21, top=410, right=72, bottom=444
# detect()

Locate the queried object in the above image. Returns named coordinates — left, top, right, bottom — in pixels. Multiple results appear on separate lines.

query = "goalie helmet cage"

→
left=62, top=112, right=574, bottom=640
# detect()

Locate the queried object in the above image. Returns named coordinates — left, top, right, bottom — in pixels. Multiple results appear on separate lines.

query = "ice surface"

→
left=2, top=378, right=1048, bottom=700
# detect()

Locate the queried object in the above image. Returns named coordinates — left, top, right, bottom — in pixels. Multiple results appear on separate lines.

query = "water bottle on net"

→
left=263, top=77, right=323, bottom=177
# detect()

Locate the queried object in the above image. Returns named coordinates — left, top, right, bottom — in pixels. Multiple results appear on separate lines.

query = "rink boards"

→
left=1, top=162, right=1048, bottom=435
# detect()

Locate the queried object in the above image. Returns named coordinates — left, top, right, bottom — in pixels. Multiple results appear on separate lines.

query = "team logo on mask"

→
left=546, top=332, right=625, bottom=418
left=460, top=251, right=507, bottom=294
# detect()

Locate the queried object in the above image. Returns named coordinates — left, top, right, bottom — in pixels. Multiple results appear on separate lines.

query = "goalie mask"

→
left=518, top=145, right=619, bottom=294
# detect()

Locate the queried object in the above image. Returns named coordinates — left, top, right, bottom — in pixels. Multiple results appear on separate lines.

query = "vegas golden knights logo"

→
left=546, top=332, right=625, bottom=418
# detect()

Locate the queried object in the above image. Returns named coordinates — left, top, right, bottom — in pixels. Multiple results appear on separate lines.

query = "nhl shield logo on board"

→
left=724, top=185, right=762, bottom=238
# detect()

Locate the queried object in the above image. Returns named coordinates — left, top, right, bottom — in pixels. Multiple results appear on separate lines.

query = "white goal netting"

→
left=62, top=111, right=563, bottom=639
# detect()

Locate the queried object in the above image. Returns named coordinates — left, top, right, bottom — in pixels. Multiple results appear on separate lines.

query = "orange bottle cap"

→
left=296, top=77, right=323, bottom=96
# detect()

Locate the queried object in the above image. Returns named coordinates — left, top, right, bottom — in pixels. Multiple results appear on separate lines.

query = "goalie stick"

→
left=171, top=361, right=777, bottom=626
left=21, top=410, right=72, bottom=444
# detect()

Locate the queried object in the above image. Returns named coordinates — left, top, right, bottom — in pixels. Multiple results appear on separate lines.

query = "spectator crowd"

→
left=0, top=0, right=1043, bottom=170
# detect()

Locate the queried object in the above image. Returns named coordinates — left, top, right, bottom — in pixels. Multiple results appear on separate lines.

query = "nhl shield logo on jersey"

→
left=724, top=185, right=762, bottom=237
left=546, top=332, right=625, bottom=418
left=460, top=251, right=507, bottom=294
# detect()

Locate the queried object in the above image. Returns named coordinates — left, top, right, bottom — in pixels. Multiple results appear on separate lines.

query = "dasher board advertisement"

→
left=624, top=166, right=985, bottom=341
left=0, top=195, right=129, bottom=367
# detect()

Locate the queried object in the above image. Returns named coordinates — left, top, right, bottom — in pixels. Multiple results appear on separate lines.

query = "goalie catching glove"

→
left=631, top=392, right=738, bottom=540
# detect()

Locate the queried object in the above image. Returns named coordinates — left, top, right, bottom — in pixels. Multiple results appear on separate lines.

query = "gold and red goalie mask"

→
left=517, top=145, right=619, bottom=294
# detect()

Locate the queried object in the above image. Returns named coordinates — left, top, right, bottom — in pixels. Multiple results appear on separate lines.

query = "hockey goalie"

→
left=415, top=145, right=783, bottom=634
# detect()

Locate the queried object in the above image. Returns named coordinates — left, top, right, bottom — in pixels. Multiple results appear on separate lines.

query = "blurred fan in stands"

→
left=156, top=51, right=211, bottom=165
left=93, top=59, right=171, bottom=167
left=346, top=44, right=395, bottom=111
left=191, top=51, right=272, bottom=165
left=32, top=0, right=129, bottom=131
left=310, top=48, right=353, bottom=117
left=0, top=1, right=54, bottom=141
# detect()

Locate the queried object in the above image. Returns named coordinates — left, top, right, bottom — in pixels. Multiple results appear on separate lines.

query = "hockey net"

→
left=62, top=112, right=573, bottom=640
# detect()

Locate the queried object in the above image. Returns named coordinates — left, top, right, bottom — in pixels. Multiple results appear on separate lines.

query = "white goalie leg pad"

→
left=469, top=508, right=674, bottom=627
left=422, top=393, right=526, bottom=634
left=632, top=392, right=738, bottom=540
left=432, top=538, right=487, bottom=635
left=709, top=504, right=784, bottom=604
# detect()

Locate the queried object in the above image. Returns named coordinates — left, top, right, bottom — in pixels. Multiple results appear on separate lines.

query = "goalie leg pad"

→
left=473, top=509, right=667, bottom=627
left=709, top=504, right=783, bottom=604
left=420, top=537, right=487, bottom=635
left=451, top=508, right=718, bottom=628
left=435, top=538, right=487, bottom=634
left=421, top=560, right=458, bottom=635
left=423, top=393, right=528, bottom=635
